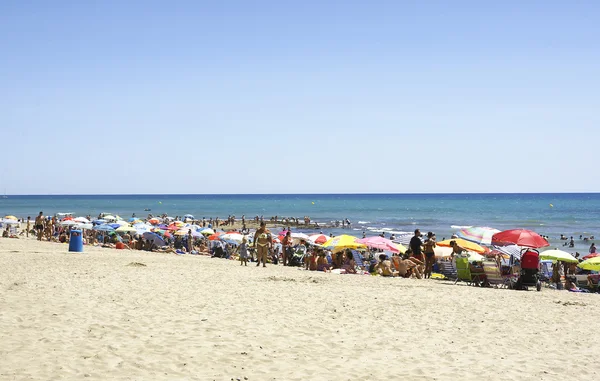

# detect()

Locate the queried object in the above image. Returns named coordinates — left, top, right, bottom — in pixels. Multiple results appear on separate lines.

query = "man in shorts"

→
left=34, top=212, right=44, bottom=241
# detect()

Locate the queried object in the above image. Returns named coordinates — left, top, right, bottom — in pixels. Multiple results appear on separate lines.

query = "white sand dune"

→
left=1, top=238, right=599, bottom=381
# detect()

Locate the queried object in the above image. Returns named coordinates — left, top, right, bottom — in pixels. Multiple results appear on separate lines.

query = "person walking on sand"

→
left=253, top=221, right=272, bottom=267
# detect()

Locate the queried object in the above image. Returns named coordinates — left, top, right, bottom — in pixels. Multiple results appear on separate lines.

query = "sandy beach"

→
left=1, top=237, right=598, bottom=381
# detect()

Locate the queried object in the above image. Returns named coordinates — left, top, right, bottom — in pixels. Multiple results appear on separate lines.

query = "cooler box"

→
left=69, top=230, right=83, bottom=252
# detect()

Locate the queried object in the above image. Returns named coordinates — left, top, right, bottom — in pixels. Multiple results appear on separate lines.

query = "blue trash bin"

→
left=69, top=229, right=83, bottom=252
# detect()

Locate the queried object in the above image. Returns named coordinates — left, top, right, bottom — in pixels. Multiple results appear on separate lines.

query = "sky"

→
left=0, top=1, right=598, bottom=194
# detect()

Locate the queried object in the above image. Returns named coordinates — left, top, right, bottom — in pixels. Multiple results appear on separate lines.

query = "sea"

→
left=1, top=193, right=598, bottom=252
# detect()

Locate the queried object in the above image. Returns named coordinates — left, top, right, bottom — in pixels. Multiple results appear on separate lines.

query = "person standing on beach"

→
left=423, top=232, right=436, bottom=279
left=409, top=229, right=424, bottom=263
left=253, top=221, right=272, bottom=267
left=281, top=231, right=293, bottom=266
left=590, top=243, right=596, bottom=254
left=34, top=212, right=45, bottom=241
left=26, top=217, right=31, bottom=238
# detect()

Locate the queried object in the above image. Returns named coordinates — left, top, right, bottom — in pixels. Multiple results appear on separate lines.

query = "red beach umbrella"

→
left=583, top=253, right=600, bottom=260
left=491, top=229, right=549, bottom=248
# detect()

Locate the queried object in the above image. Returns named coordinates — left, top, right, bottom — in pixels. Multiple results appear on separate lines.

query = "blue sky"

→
left=1, top=1, right=598, bottom=194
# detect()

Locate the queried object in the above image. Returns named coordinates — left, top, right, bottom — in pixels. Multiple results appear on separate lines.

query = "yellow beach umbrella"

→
left=578, top=257, right=600, bottom=271
left=323, top=234, right=366, bottom=252
left=437, top=238, right=486, bottom=254
left=396, top=243, right=407, bottom=254
left=540, top=249, right=578, bottom=263
left=4, top=215, right=17, bottom=220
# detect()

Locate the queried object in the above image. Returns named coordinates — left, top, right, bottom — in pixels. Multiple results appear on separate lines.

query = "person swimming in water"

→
left=253, top=221, right=272, bottom=267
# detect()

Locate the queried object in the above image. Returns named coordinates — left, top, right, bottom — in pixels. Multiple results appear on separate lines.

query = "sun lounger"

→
left=483, top=260, right=515, bottom=289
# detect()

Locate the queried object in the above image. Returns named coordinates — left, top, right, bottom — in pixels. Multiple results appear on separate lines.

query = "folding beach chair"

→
left=454, top=256, right=484, bottom=286
left=482, top=260, right=515, bottom=289
left=351, top=250, right=365, bottom=271
left=438, top=260, right=457, bottom=281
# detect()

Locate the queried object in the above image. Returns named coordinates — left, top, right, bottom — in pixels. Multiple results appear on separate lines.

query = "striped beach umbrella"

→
left=456, top=226, right=500, bottom=245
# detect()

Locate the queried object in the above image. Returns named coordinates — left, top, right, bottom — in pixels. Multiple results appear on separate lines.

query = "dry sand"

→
left=1, top=238, right=598, bottom=381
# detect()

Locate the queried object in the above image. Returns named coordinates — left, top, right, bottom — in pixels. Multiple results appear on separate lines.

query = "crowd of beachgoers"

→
left=2, top=211, right=599, bottom=293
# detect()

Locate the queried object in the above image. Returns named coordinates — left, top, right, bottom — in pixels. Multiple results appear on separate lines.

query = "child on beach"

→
left=236, top=237, right=249, bottom=266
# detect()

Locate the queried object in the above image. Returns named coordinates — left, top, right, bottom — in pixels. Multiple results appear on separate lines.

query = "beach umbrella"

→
left=200, top=228, right=215, bottom=235
left=1, top=219, right=20, bottom=225
left=73, top=217, right=90, bottom=223
left=102, top=215, right=116, bottom=221
left=539, top=249, right=578, bottom=263
left=456, top=226, right=500, bottom=245
left=578, top=257, right=600, bottom=271
left=221, top=232, right=245, bottom=243
left=308, top=234, right=329, bottom=245
left=357, top=236, right=402, bottom=253
left=290, top=232, right=310, bottom=240
left=92, top=219, right=106, bottom=225
left=93, top=224, right=115, bottom=232
left=208, top=232, right=224, bottom=241
left=4, top=215, right=17, bottom=220
left=113, top=220, right=130, bottom=226
left=75, top=223, right=93, bottom=230
left=184, top=214, right=195, bottom=220
left=115, top=225, right=137, bottom=233
left=492, top=229, right=549, bottom=248
left=323, top=235, right=366, bottom=252
left=583, top=253, right=600, bottom=260
left=142, top=232, right=165, bottom=247
left=134, top=224, right=151, bottom=235
left=437, top=238, right=487, bottom=254
left=61, top=216, right=74, bottom=221
left=148, top=218, right=160, bottom=225
left=60, top=220, right=79, bottom=226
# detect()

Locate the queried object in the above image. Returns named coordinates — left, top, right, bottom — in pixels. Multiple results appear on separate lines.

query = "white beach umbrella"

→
left=60, top=220, right=79, bottom=226
left=73, top=217, right=90, bottom=223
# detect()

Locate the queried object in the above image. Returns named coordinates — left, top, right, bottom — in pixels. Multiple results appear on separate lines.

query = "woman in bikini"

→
left=253, top=221, right=272, bottom=267
left=423, top=232, right=436, bottom=279
left=281, top=231, right=293, bottom=266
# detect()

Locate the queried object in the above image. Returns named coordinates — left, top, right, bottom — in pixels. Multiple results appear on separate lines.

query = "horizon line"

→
left=2, top=191, right=600, bottom=197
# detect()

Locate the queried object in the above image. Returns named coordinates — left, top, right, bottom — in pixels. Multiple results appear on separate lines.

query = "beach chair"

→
left=454, top=256, right=484, bottom=286
left=438, top=260, right=457, bottom=281
left=483, top=260, right=515, bottom=289
left=351, top=250, right=365, bottom=270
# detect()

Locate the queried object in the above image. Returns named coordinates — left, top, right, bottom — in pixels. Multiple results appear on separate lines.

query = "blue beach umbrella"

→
left=93, top=224, right=115, bottom=232
left=108, top=223, right=121, bottom=229
left=142, top=232, right=165, bottom=246
left=92, top=219, right=106, bottom=225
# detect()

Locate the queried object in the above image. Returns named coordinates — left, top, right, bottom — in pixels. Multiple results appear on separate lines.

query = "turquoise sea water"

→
left=1, top=193, right=598, bottom=252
